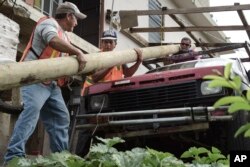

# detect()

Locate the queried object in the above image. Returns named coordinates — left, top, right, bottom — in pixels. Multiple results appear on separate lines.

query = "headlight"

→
left=201, top=81, right=222, bottom=95
left=90, top=94, right=108, bottom=110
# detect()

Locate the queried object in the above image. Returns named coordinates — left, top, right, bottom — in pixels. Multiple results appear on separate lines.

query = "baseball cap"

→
left=101, top=30, right=117, bottom=40
left=56, top=1, right=87, bottom=20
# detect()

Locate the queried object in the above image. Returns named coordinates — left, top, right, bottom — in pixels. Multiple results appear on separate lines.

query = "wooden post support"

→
left=0, top=45, right=180, bottom=91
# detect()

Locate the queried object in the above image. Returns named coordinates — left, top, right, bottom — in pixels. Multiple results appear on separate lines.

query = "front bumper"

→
left=75, top=106, right=231, bottom=129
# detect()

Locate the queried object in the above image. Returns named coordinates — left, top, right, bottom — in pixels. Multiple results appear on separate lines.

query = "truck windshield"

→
left=147, top=57, right=237, bottom=74
left=147, top=61, right=197, bottom=73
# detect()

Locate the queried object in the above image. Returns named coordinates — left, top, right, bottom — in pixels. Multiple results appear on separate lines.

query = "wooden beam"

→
left=105, top=20, right=148, bottom=47
left=162, top=9, right=215, bottom=57
left=0, top=45, right=180, bottom=90
left=130, top=26, right=250, bottom=33
left=121, top=29, right=148, bottom=47
left=118, top=29, right=155, bottom=70
left=120, top=4, right=250, bottom=16
left=241, top=58, right=250, bottom=62
left=117, top=30, right=154, bottom=70
left=144, top=43, right=246, bottom=64
left=244, top=42, right=250, bottom=58
left=235, top=3, right=250, bottom=41
left=168, top=11, right=199, bottom=43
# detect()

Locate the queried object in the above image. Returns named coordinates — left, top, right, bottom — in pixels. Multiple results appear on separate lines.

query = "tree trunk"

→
left=0, top=45, right=179, bottom=90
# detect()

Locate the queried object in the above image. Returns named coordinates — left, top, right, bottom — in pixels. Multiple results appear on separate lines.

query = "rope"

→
left=91, top=96, right=106, bottom=136
left=160, top=20, right=164, bottom=45
left=109, top=0, right=115, bottom=30
left=87, top=96, right=106, bottom=153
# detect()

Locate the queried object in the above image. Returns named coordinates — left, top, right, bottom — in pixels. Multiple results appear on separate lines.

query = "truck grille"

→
left=108, top=81, right=200, bottom=111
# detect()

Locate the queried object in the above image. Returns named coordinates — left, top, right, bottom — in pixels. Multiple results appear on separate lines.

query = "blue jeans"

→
left=4, top=82, right=70, bottom=162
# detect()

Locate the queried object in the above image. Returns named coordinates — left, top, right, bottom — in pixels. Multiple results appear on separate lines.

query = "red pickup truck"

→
left=71, top=57, right=250, bottom=155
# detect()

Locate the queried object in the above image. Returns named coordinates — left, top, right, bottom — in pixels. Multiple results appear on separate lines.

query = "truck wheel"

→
left=227, top=111, right=250, bottom=151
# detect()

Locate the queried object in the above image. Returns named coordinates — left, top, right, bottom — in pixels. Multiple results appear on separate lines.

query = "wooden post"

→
left=0, top=45, right=180, bottom=91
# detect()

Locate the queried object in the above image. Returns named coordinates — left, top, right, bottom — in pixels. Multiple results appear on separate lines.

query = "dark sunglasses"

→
left=181, top=43, right=190, bottom=47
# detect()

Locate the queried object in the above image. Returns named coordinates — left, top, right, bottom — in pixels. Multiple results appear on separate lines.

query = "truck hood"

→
left=87, top=58, right=240, bottom=95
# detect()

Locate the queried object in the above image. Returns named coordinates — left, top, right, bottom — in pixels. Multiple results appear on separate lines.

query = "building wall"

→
left=102, top=0, right=218, bottom=75
left=103, top=0, right=148, bottom=50
left=103, top=0, right=189, bottom=74
left=103, top=0, right=149, bottom=75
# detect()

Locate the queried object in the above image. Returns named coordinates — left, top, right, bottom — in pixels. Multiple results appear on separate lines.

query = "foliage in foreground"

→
left=8, top=137, right=229, bottom=167
left=203, top=63, right=250, bottom=138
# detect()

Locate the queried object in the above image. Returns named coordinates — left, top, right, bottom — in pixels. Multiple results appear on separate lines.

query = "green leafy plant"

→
left=203, top=63, right=250, bottom=138
left=181, top=146, right=228, bottom=165
left=7, top=137, right=229, bottom=167
left=7, top=151, right=86, bottom=167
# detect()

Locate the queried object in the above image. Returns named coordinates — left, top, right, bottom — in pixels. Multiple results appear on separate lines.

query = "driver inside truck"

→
left=176, top=37, right=193, bottom=54
left=164, top=37, right=200, bottom=65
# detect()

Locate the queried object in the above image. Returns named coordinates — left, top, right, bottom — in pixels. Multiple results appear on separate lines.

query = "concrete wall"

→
left=0, top=12, right=20, bottom=164
left=0, top=13, right=19, bottom=63
left=103, top=0, right=190, bottom=74
left=102, top=0, right=222, bottom=75
left=103, top=0, right=149, bottom=75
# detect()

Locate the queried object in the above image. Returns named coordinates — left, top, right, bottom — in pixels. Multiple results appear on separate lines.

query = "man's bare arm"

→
left=123, top=48, right=142, bottom=77
left=49, top=36, right=86, bottom=71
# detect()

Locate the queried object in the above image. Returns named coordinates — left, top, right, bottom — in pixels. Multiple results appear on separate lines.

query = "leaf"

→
left=147, top=147, right=172, bottom=161
left=246, top=89, right=250, bottom=101
left=244, top=128, right=250, bottom=138
left=161, top=156, right=186, bottom=167
left=49, top=151, right=72, bottom=167
left=183, top=147, right=209, bottom=158
left=188, top=147, right=199, bottom=155
left=180, top=151, right=193, bottom=158
left=224, top=63, right=232, bottom=79
left=203, top=75, right=225, bottom=81
left=234, top=123, right=250, bottom=137
left=89, top=143, right=117, bottom=154
left=208, top=80, right=234, bottom=89
left=232, top=76, right=242, bottom=90
left=7, top=157, right=32, bottom=167
left=213, top=96, right=246, bottom=108
left=217, top=159, right=230, bottom=165
left=197, top=147, right=209, bottom=155
left=96, top=136, right=125, bottom=148
left=211, top=147, right=221, bottom=154
left=112, top=148, right=146, bottom=167
left=208, top=152, right=226, bottom=162
left=228, top=102, right=250, bottom=113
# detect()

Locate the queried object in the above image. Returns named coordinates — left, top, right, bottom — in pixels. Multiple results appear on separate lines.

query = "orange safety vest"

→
left=20, top=16, right=69, bottom=87
left=81, top=65, right=123, bottom=96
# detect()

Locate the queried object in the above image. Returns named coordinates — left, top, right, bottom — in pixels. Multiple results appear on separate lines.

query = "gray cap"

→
left=56, top=1, right=87, bottom=20
left=101, top=30, right=117, bottom=40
